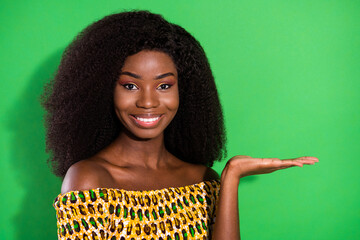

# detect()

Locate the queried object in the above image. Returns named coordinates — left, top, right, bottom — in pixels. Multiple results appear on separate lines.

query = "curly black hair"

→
left=41, top=10, right=227, bottom=177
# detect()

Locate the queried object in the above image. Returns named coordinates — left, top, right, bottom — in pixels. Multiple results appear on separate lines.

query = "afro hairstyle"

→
left=41, top=10, right=227, bottom=177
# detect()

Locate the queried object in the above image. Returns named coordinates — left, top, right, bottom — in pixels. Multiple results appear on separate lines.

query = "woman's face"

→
left=114, top=50, right=179, bottom=140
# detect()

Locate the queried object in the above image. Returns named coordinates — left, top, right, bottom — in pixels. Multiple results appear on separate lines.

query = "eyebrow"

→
left=120, top=71, right=175, bottom=80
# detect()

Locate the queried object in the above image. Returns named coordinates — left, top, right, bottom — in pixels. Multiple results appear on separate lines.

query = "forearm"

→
left=211, top=165, right=241, bottom=240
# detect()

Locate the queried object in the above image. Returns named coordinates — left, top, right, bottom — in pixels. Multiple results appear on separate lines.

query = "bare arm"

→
left=211, top=162, right=241, bottom=239
left=211, top=155, right=319, bottom=240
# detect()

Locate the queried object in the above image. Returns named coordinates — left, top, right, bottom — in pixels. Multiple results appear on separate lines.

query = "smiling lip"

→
left=130, top=114, right=163, bottom=128
left=131, top=114, right=162, bottom=118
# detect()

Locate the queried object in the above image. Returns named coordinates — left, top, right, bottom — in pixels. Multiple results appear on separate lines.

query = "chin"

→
left=131, top=130, right=164, bottom=141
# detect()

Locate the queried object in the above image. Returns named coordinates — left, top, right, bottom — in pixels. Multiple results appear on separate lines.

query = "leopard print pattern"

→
left=53, top=179, right=221, bottom=240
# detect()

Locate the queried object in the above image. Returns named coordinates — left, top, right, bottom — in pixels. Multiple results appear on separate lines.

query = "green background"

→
left=1, top=0, right=359, bottom=239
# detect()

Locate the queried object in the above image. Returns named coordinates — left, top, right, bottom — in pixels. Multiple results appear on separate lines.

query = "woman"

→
left=42, top=10, right=318, bottom=239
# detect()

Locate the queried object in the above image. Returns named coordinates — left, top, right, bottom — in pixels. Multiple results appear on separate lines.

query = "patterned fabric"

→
left=53, top=179, right=221, bottom=240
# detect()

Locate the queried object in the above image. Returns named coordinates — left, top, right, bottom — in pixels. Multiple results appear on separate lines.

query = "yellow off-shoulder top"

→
left=53, top=179, right=221, bottom=240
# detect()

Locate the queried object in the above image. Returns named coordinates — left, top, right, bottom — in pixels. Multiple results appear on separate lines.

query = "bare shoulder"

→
left=61, top=158, right=109, bottom=194
left=188, top=163, right=220, bottom=182
left=202, top=165, right=221, bottom=181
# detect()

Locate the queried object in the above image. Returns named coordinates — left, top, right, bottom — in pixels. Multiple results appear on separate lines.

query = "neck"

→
left=99, top=130, right=172, bottom=170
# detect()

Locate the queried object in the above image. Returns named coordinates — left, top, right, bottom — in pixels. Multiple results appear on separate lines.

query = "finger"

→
left=293, top=156, right=319, bottom=162
left=295, top=159, right=317, bottom=165
left=277, top=160, right=304, bottom=167
left=259, top=158, right=303, bottom=167
left=264, top=157, right=316, bottom=165
left=293, top=158, right=318, bottom=165
left=281, top=157, right=318, bottom=165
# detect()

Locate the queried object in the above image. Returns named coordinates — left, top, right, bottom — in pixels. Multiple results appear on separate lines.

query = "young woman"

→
left=42, top=10, right=318, bottom=240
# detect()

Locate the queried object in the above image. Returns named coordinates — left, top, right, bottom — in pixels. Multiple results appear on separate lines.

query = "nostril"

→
left=136, top=95, right=160, bottom=108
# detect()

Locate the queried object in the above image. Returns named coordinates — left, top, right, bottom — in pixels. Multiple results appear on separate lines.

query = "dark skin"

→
left=61, top=50, right=319, bottom=239
left=61, top=50, right=219, bottom=194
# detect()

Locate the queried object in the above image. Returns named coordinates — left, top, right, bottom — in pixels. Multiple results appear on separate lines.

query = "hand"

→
left=223, top=155, right=319, bottom=179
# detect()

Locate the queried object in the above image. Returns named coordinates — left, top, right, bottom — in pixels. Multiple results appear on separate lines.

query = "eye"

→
left=123, top=83, right=138, bottom=90
left=157, top=84, right=172, bottom=90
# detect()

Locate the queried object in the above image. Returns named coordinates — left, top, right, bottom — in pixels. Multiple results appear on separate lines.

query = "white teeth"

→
left=135, top=117, right=160, bottom=122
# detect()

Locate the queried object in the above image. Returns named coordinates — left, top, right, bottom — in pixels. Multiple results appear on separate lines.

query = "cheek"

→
left=113, top=90, right=132, bottom=113
left=163, top=92, right=179, bottom=111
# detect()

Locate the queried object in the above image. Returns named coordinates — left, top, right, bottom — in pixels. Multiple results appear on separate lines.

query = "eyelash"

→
left=122, top=83, right=172, bottom=90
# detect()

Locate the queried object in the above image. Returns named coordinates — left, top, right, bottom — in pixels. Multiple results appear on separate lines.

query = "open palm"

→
left=225, top=155, right=319, bottom=179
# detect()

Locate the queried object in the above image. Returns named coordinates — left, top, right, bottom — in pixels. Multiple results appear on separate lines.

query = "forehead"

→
left=121, top=50, right=177, bottom=75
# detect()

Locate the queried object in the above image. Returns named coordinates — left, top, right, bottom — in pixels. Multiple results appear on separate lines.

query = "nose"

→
left=136, top=87, right=160, bottom=109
